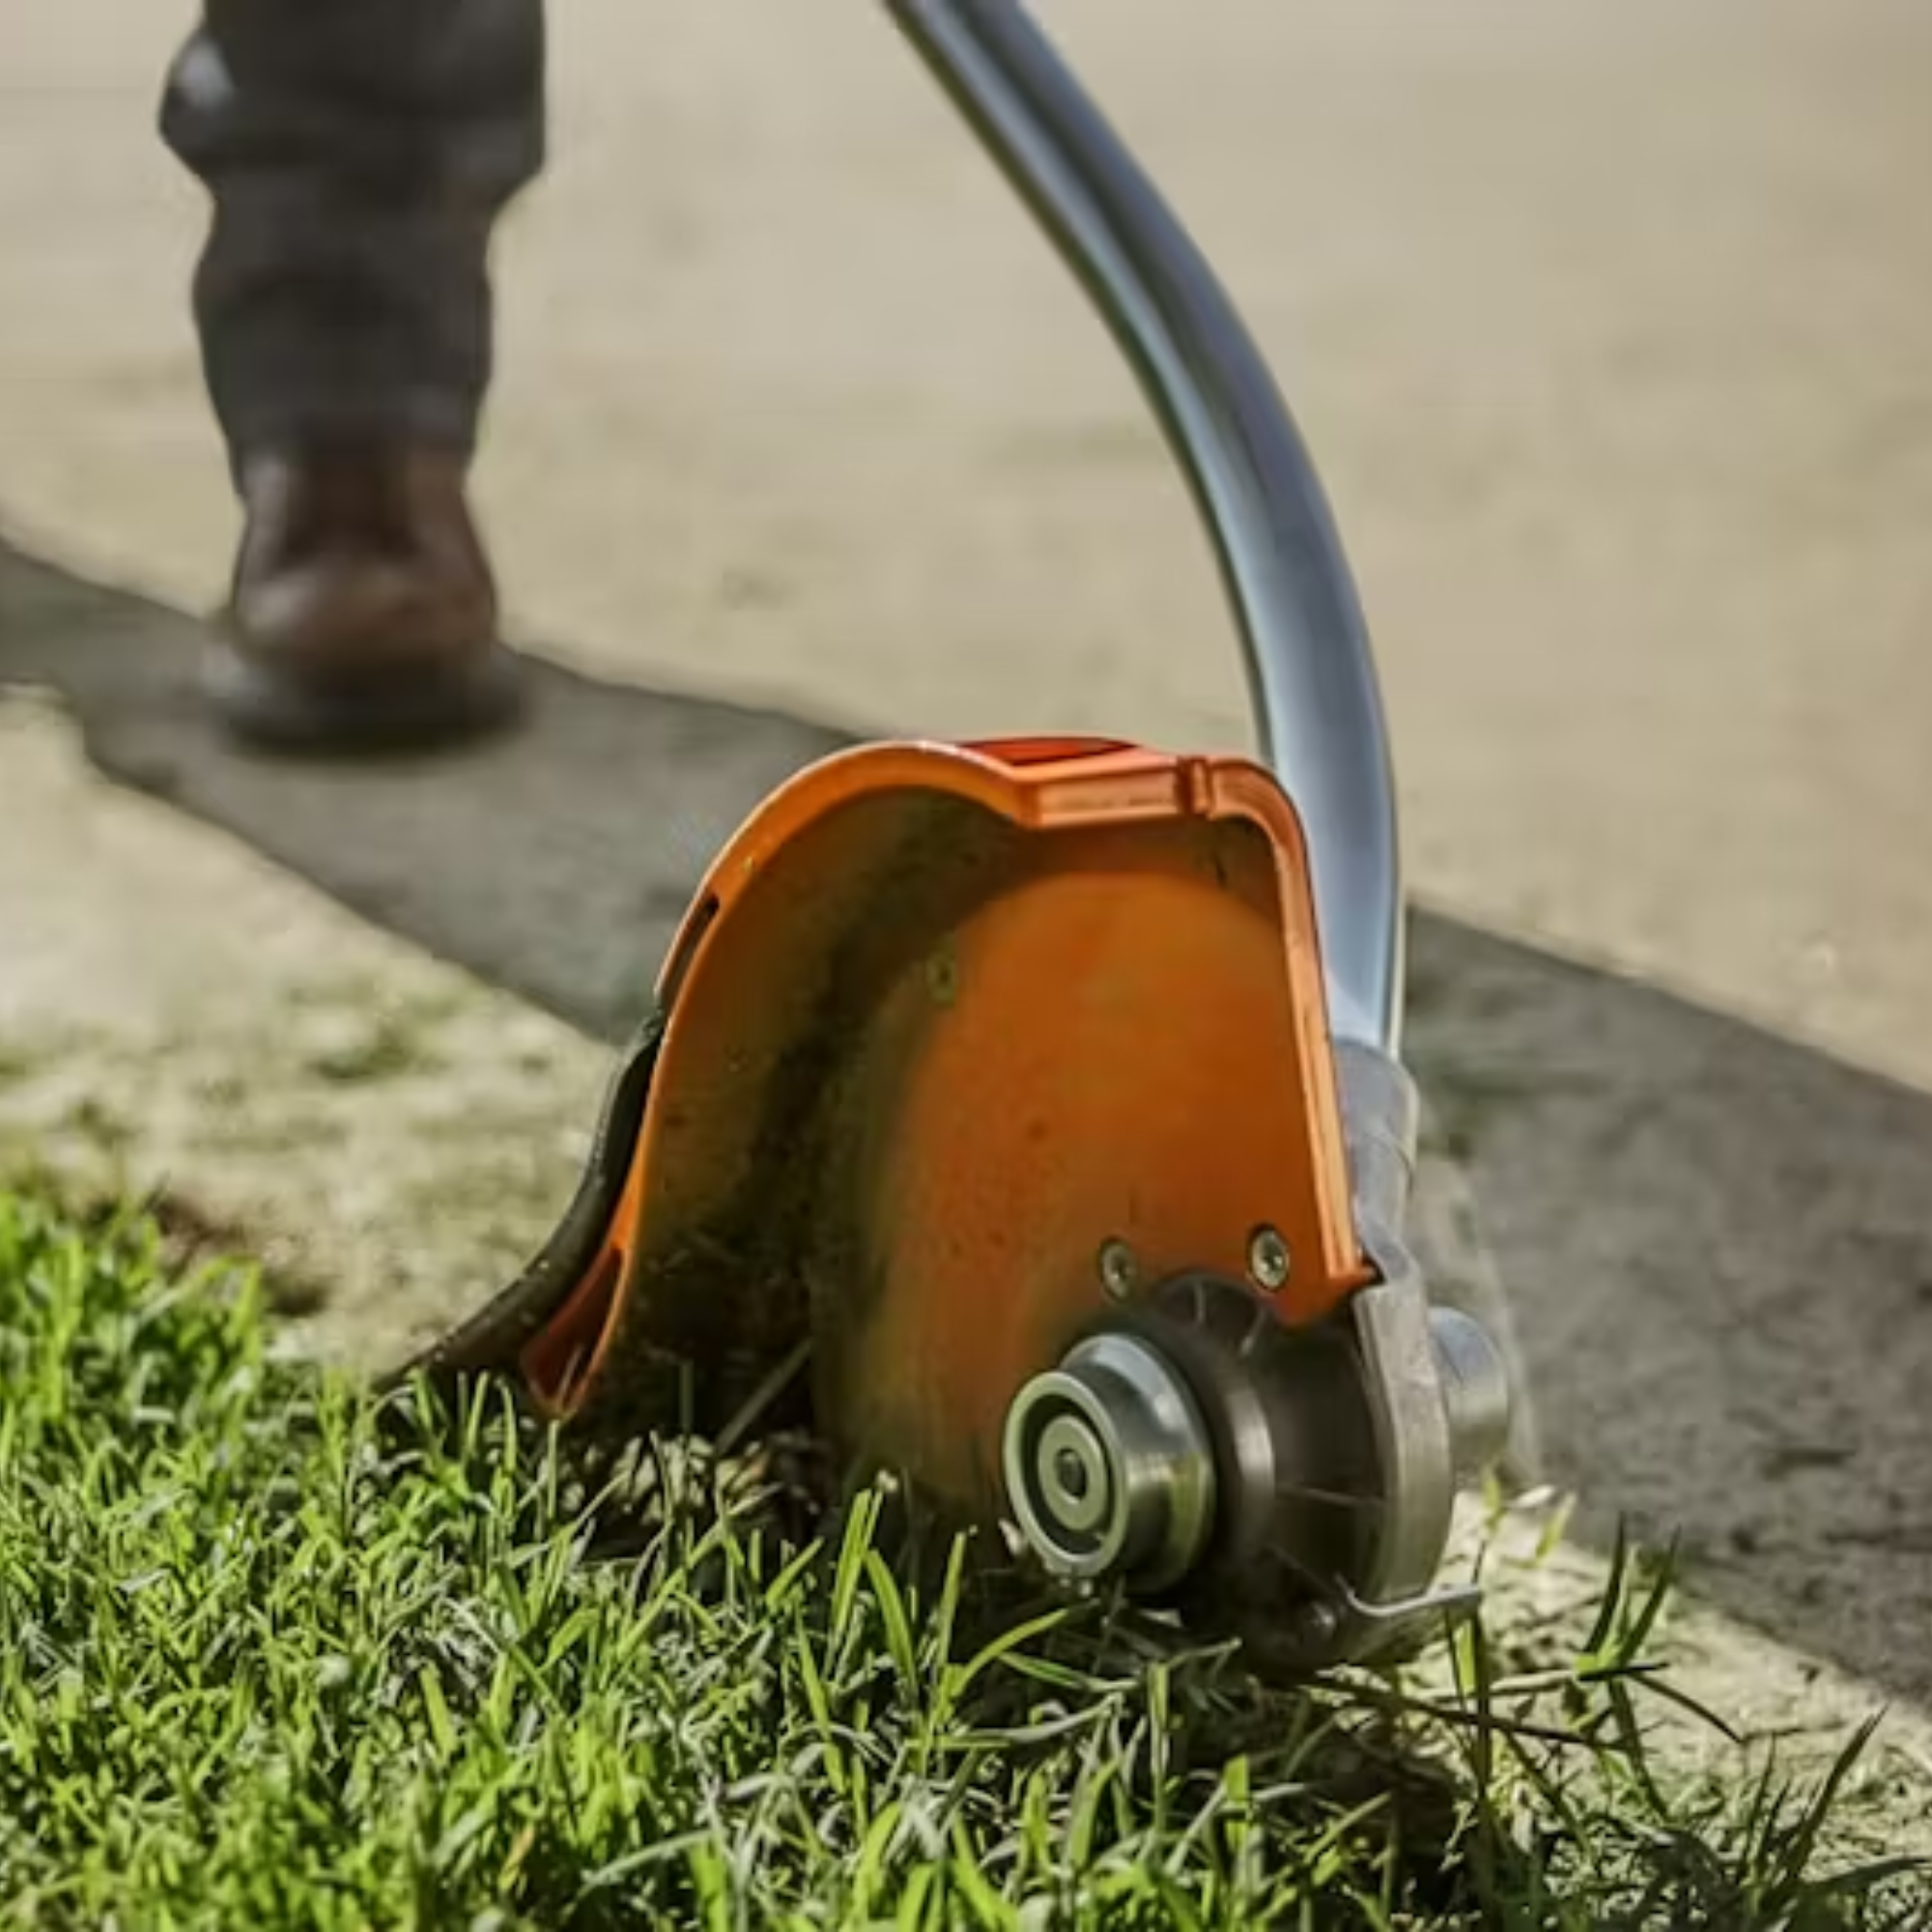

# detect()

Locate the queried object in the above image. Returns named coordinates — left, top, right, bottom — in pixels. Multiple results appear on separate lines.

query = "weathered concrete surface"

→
left=0, top=684, right=609, bottom=1374
left=2, top=0, right=1931, bottom=1088
left=1406, top=922, right=1932, bottom=1720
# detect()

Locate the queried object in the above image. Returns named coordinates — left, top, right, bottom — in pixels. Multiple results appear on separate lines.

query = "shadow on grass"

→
left=6, top=529, right=1932, bottom=1712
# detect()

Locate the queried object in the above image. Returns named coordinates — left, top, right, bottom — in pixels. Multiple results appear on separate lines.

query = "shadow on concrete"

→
left=0, top=533, right=850, bottom=1038
left=7, top=531, right=1930, bottom=1704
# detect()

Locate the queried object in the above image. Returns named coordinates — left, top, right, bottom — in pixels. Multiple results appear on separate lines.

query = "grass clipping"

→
left=0, top=1192, right=1924, bottom=1929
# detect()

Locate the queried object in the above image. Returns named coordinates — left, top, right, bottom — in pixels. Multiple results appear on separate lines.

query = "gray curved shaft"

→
left=885, top=0, right=1404, bottom=1052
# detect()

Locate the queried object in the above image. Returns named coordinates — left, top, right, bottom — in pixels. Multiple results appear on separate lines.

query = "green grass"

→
left=0, top=1189, right=1925, bottom=1929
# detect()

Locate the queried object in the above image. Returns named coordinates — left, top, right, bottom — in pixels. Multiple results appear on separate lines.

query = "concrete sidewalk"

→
left=2, top=0, right=1930, bottom=1085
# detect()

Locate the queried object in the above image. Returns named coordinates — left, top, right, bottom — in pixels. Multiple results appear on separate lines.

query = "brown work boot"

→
left=207, top=442, right=524, bottom=751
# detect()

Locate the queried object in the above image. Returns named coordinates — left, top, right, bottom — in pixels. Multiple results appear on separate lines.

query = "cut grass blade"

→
left=0, top=1186, right=1923, bottom=1928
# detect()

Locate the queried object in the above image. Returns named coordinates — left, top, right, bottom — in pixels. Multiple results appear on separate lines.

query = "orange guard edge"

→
left=518, top=735, right=1375, bottom=1516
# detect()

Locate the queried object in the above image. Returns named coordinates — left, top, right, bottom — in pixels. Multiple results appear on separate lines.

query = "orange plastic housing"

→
left=518, top=736, right=1372, bottom=1518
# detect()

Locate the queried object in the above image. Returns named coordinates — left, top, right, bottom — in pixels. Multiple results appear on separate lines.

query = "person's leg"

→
left=160, top=0, right=545, bottom=749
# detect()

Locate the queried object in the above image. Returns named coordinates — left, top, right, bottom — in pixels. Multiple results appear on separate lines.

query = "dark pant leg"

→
left=159, top=0, right=545, bottom=465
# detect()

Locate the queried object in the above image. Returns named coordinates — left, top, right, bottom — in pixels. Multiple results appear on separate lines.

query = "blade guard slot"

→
left=518, top=736, right=1373, bottom=1518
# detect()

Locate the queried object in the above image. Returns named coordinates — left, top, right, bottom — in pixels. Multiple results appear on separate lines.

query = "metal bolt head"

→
left=1097, top=1237, right=1139, bottom=1300
left=1247, top=1225, right=1292, bottom=1293
left=1288, top=1598, right=1344, bottom=1659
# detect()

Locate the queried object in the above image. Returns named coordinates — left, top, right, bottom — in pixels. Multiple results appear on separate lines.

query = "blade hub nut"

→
left=1002, top=1330, right=1215, bottom=1591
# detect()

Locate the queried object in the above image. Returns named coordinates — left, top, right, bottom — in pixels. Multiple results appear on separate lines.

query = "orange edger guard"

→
left=410, top=0, right=1517, bottom=1670
left=510, top=737, right=1371, bottom=1523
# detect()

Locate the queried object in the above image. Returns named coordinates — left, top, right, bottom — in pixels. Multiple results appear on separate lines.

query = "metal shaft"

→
left=884, top=0, right=1405, bottom=1052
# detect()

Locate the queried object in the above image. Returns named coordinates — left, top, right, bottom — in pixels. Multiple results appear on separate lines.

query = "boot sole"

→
left=203, top=641, right=526, bottom=756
